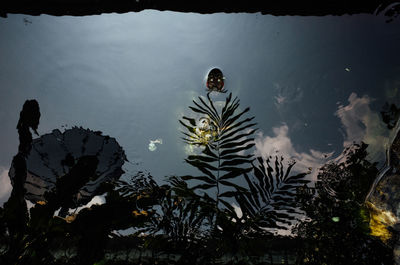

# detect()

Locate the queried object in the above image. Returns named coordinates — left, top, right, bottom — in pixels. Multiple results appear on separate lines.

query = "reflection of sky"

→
left=0, top=12, right=400, bottom=205
left=255, top=92, right=391, bottom=182
left=0, top=167, right=11, bottom=206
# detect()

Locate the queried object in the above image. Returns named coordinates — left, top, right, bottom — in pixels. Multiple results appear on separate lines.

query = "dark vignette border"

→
left=1, top=0, right=399, bottom=18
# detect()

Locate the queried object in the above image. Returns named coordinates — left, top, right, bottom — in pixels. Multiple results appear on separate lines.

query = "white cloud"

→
left=335, top=93, right=389, bottom=162
left=0, top=167, right=12, bottom=207
left=254, top=124, right=333, bottom=181
left=86, top=195, right=106, bottom=207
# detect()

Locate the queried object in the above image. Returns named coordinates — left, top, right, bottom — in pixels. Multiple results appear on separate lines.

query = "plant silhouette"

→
left=0, top=97, right=395, bottom=264
left=381, top=102, right=400, bottom=129
left=149, top=176, right=213, bottom=240
left=179, top=92, right=257, bottom=212
left=294, top=143, right=393, bottom=264
left=2, top=100, right=40, bottom=264
left=235, top=156, right=310, bottom=233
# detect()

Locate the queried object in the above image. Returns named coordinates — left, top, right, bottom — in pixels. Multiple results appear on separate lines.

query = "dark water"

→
left=1, top=10, right=400, bottom=264
left=1, top=12, right=399, bottom=204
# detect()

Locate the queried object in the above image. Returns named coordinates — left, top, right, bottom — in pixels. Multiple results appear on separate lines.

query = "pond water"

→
left=1, top=12, right=400, bottom=198
left=0, top=11, right=400, bottom=209
left=1, top=9, right=400, bottom=264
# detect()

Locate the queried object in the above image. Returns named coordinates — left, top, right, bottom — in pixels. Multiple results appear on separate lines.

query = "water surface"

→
left=0, top=11, right=400, bottom=206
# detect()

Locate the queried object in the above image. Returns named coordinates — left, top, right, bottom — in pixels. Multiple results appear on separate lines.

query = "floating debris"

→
left=195, top=117, right=217, bottom=145
left=148, top=139, right=163, bottom=151
left=206, top=68, right=226, bottom=93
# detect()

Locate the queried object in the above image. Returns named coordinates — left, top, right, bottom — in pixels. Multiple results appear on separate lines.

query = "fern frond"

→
left=179, top=92, right=256, bottom=211
left=237, top=156, right=310, bottom=231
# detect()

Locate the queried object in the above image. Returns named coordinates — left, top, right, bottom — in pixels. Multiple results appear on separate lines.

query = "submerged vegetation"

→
left=0, top=95, right=397, bottom=264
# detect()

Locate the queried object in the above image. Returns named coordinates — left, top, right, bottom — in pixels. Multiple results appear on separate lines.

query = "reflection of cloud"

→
left=256, top=92, right=389, bottom=183
left=0, top=167, right=12, bottom=207
left=274, top=83, right=303, bottom=108
left=66, top=194, right=106, bottom=216
left=253, top=92, right=390, bottom=235
left=232, top=203, right=243, bottom=219
left=254, top=124, right=333, bottom=181
left=335, top=93, right=389, bottom=162
left=275, top=95, right=286, bottom=104
left=148, top=138, right=163, bottom=151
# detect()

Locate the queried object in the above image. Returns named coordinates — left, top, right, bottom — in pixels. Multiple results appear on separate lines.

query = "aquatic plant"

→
left=1, top=97, right=394, bottom=264
left=235, top=156, right=310, bottom=233
left=179, top=92, right=257, bottom=211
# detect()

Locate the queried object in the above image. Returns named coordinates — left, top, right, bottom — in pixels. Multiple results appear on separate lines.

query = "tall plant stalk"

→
left=179, top=92, right=257, bottom=212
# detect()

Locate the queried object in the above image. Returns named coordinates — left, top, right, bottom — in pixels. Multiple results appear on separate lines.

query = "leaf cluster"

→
left=179, top=93, right=257, bottom=210
left=236, top=156, right=310, bottom=232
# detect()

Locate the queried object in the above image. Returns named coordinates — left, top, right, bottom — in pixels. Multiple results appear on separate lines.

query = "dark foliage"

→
left=1, top=100, right=40, bottom=264
left=0, top=98, right=395, bottom=264
left=179, top=92, right=257, bottom=212
left=236, top=156, right=310, bottom=233
left=381, top=102, right=400, bottom=129
left=294, top=143, right=393, bottom=264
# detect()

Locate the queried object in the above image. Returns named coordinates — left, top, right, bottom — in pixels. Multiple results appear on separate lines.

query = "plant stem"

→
left=216, top=132, right=221, bottom=210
